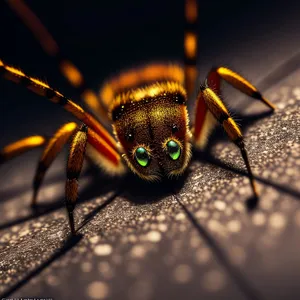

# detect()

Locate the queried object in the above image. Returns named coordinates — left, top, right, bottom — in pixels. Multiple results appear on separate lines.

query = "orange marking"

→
left=100, top=84, right=114, bottom=108
left=117, top=71, right=139, bottom=88
left=1, top=136, right=45, bottom=160
left=111, top=81, right=187, bottom=112
left=5, top=66, right=25, bottom=77
left=1, top=60, right=116, bottom=152
left=40, top=122, right=77, bottom=166
left=87, top=129, right=120, bottom=166
left=185, top=0, right=198, bottom=23
left=65, top=101, right=85, bottom=118
left=82, top=89, right=108, bottom=120
left=223, top=118, right=242, bottom=141
left=3, top=65, right=25, bottom=83
left=7, top=0, right=59, bottom=56
left=82, top=90, right=101, bottom=111
left=30, top=77, right=50, bottom=89
left=60, top=60, right=83, bottom=87
left=217, top=67, right=257, bottom=95
left=204, top=87, right=229, bottom=115
left=184, top=32, right=197, bottom=59
left=84, top=114, right=117, bottom=150
left=63, top=101, right=116, bottom=150
left=217, top=67, right=276, bottom=110
left=63, top=122, right=78, bottom=132
left=100, top=64, right=184, bottom=107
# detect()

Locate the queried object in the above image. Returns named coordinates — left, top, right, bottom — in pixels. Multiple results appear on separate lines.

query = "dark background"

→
left=0, top=0, right=300, bottom=143
left=0, top=1, right=300, bottom=300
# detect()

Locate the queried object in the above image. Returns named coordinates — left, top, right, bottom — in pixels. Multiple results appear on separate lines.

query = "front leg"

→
left=194, top=85, right=259, bottom=200
left=65, top=124, right=126, bottom=235
left=65, top=124, right=88, bottom=235
left=193, top=66, right=276, bottom=150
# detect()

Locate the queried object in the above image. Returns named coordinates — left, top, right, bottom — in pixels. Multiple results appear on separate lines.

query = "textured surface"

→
left=0, top=65, right=300, bottom=300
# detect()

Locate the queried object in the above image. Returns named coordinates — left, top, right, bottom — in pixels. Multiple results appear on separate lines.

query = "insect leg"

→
left=196, top=86, right=259, bottom=199
left=0, top=136, right=46, bottom=163
left=0, top=60, right=117, bottom=151
left=193, top=89, right=218, bottom=149
left=193, top=65, right=276, bottom=149
left=184, top=0, right=198, bottom=98
left=65, top=124, right=88, bottom=235
left=65, top=124, right=125, bottom=235
left=6, top=0, right=109, bottom=123
left=32, top=122, right=78, bottom=206
left=207, top=67, right=276, bottom=110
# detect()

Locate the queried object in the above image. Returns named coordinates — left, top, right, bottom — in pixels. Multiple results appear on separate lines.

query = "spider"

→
left=0, top=0, right=275, bottom=235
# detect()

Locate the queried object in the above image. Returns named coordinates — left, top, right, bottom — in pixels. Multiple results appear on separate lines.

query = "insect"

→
left=0, top=0, right=275, bottom=235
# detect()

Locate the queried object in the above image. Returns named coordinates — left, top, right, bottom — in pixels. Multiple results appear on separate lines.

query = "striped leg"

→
left=193, top=90, right=217, bottom=149
left=65, top=125, right=88, bottom=235
left=194, top=86, right=259, bottom=199
left=0, top=59, right=117, bottom=152
left=32, top=122, right=78, bottom=206
left=0, top=136, right=46, bottom=164
left=6, top=0, right=108, bottom=123
left=193, top=66, right=276, bottom=149
left=184, top=0, right=198, bottom=98
left=1, top=123, right=125, bottom=234
left=207, top=67, right=276, bottom=110
left=65, top=124, right=126, bottom=235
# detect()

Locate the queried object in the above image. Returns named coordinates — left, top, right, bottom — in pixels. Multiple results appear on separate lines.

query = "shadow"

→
left=76, top=171, right=189, bottom=232
left=225, top=51, right=300, bottom=112
left=0, top=160, right=103, bottom=203
left=0, top=173, right=65, bottom=204
left=0, top=169, right=123, bottom=231
left=121, top=171, right=189, bottom=205
left=174, top=194, right=263, bottom=300
left=193, top=150, right=300, bottom=200
left=0, top=233, right=83, bottom=299
left=258, top=50, right=300, bottom=92
left=77, top=189, right=122, bottom=233
left=2, top=139, right=299, bottom=232
left=204, top=109, right=274, bottom=153
left=0, top=164, right=188, bottom=231
left=235, top=110, right=274, bottom=130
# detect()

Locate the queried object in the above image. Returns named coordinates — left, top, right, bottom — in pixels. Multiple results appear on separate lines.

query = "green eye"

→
left=167, top=140, right=181, bottom=160
left=135, top=147, right=150, bottom=167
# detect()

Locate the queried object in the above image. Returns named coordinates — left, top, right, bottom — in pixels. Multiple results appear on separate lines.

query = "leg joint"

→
left=222, top=118, right=242, bottom=142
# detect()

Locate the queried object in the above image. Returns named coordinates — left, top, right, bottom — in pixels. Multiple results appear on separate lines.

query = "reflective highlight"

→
left=167, top=140, right=181, bottom=160
left=135, top=147, right=150, bottom=167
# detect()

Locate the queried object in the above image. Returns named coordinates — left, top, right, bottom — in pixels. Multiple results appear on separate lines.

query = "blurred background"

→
left=0, top=0, right=300, bottom=142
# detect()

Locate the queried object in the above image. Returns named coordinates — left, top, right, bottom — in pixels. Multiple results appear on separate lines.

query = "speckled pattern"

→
left=0, top=68, right=299, bottom=300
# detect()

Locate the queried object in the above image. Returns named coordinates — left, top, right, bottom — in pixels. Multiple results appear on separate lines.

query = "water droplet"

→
left=87, top=281, right=109, bottom=299
left=146, top=231, right=161, bottom=243
left=94, top=244, right=112, bottom=256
